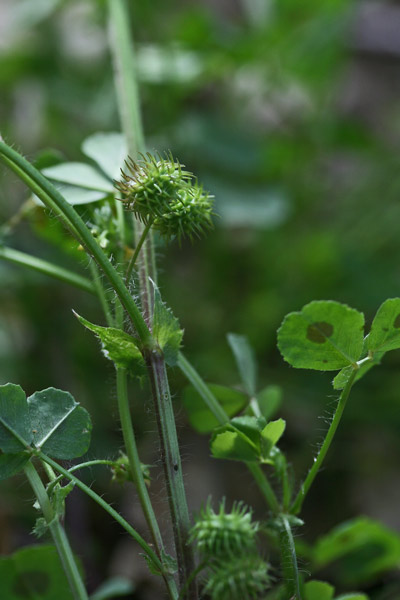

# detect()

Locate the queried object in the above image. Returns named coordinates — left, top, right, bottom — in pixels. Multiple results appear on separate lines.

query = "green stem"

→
left=125, top=218, right=153, bottom=283
left=279, top=515, right=302, bottom=600
left=24, top=460, right=88, bottom=600
left=38, top=452, right=163, bottom=575
left=0, top=245, right=95, bottom=294
left=46, top=460, right=116, bottom=495
left=0, top=140, right=153, bottom=349
left=89, top=261, right=114, bottom=327
left=177, top=351, right=281, bottom=513
left=290, top=369, right=357, bottom=515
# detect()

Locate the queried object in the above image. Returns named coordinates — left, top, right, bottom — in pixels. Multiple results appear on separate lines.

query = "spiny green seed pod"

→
left=204, top=554, right=272, bottom=600
left=115, top=152, right=214, bottom=242
left=189, top=499, right=259, bottom=558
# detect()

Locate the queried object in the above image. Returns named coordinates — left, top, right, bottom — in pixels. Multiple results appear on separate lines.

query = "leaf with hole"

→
left=28, top=388, right=91, bottom=459
left=182, top=384, right=247, bottom=434
left=368, top=298, right=400, bottom=353
left=227, top=333, right=257, bottom=396
left=277, top=301, right=364, bottom=370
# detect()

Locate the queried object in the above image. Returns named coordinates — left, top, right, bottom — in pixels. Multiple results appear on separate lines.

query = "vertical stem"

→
left=126, top=218, right=154, bottom=284
left=89, top=261, right=114, bottom=327
left=24, top=460, right=88, bottom=600
left=146, top=351, right=196, bottom=592
left=279, top=515, right=302, bottom=600
left=290, top=369, right=357, bottom=515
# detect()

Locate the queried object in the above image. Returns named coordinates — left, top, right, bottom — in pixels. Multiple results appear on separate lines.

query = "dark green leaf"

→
left=152, top=283, right=183, bottom=366
left=182, top=384, right=247, bottom=434
left=0, top=452, right=29, bottom=480
left=256, top=385, right=282, bottom=420
left=368, top=298, right=400, bottom=353
left=304, top=581, right=334, bottom=600
left=313, top=517, right=400, bottom=585
left=90, top=576, right=135, bottom=600
left=0, top=545, right=78, bottom=599
left=277, top=301, right=364, bottom=370
left=227, top=333, right=257, bottom=396
left=28, top=388, right=91, bottom=459
left=0, top=383, right=32, bottom=452
left=75, top=313, right=145, bottom=374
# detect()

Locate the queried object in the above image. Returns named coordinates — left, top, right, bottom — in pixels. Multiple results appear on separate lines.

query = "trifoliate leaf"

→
left=368, top=298, right=400, bottom=353
left=152, top=282, right=183, bottom=366
left=0, top=384, right=32, bottom=453
left=227, top=333, right=257, bottom=396
left=75, top=313, right=145, bottom=374
left=182, top=384, right=247, bottom=434
left=28, top=388, right=91, bottom=459
left=277, top=301, right=364, bottom=370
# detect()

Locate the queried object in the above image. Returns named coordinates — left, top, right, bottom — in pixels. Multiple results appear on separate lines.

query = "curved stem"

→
left=38, top=452, right=163, bottom=574
left=0, top=245, right=95, bottom=294
left=46, top=460, right=116, bottom=495
left=290, top=369, right=357, bottom=515
left=24, top=460, right=88, bottom=600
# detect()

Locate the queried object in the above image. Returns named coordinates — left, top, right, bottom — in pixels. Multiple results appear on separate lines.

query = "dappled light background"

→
left=1, top=1, right=400, bottom=598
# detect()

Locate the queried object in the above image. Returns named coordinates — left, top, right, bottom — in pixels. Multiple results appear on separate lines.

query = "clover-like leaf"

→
left=227, top=333, right=257, bottom=396
left=0, top=545, right=80, bottom=599
left=28, top=388, right=91, bottom=459
left=0, top=452, right=30, bottom=480
left=152, top=282, right=183, bottom=366
left=277, top=301, right=364, bottom=370
left=368, top=298, right=400, bottom=353
left=260, top=418, right=286, bottom=459
left=182, top=384, right=247, bottom=434
left=256, top=385, right=282, bottom=420
left=211, top=430, right=260, bottom=462
left=304, top=581, right=334, bottom=600
left=0, top=383, right=32, bottom=453
left=75, top=313, right=145, bottom=374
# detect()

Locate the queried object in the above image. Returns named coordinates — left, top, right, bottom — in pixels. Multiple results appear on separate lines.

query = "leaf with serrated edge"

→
left=227, top=333, right=257, bottom=396
left=277, top=301, right=364, bottom=371
left=75, top=313, right=144, bottom=373
left=28, top=388, right=91, bottom=459
left=152, top=281, right=183, bottom=366
left=0, top=384, right=32, bottom=453
left=368, top=298, right=400, bottom=353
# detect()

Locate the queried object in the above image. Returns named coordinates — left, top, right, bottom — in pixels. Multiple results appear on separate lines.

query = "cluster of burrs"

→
left=115, top=152, right=214, bottom=242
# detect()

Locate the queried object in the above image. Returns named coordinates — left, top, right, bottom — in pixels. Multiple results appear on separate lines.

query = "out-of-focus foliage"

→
left=1, top=0, right=400, bottom=597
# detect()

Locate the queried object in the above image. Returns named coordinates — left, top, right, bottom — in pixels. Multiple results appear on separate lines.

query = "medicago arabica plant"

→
left=1, top=1, right=400, bottom=600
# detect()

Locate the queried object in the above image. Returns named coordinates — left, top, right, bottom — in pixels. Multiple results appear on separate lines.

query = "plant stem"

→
left=290, top=369, right=357, bottom=515
left=278, top=515, right=302, bottom=600
left=46, top=460, right=116, bottom=495
left=24, top=460, right=88, bottom=600
left=107, top=1, right=197, bottom=595
left=0, top=141, right=153, bottom=350
left=125, top=218, right=153, bottom=283
left=0, top=245, right=95, bottom=294
left=177, top=351, right=281, bottom=513
left=89, top=261, right=114, bottom=326
left=38, top=453, right=164, bottom=575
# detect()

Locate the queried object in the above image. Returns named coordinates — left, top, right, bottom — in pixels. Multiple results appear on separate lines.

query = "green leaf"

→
left=50, top=481, right=75, bottom=517
left=82, top=132, right=127, bottom=181
left=182, top=384, right=247, bottom=434
left=227, top=333, right=257, bottom=396
left=152, top=282, right=183, bottom=366
left=277, top=301, right=364, bottom=370
left=0, top=545, right=78, bottom=599
left=75, top=313, right=145, bottom=374
left=256, top=385, right=282, bottom=420
left=304, top=581, right=335, bottom=600
left=90, top=576, right=135, bottom=600
left=0, top=383, right=32, bottom=452
left=42, top=162, right=113, bottom=192
left=260, top=418, right=286, bottom=459
left=368, top=298, right=400, bottom=353
left=28, top=388, right=91, bottom=459
left=335, top=595, right=369, bottom=600
left=313, top=517, right=400, bottom=585
left=32, top=185, right=107, bottom=207
left=211, top=430, right=260, bottom=462
left=0, top=452, right=29, bottom=480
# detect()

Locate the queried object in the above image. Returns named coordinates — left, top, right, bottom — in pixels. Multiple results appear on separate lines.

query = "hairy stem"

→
left=279, top=515, right=302, bottom=600
left=290, top=369, right=357, bottom=515
left=125, top=218, right=153, bottom=283
left=24, top=460, right=88, bottom=600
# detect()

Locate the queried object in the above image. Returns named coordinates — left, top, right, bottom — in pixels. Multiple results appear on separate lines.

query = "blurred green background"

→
left=1, top=0, right=400, bottom=598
